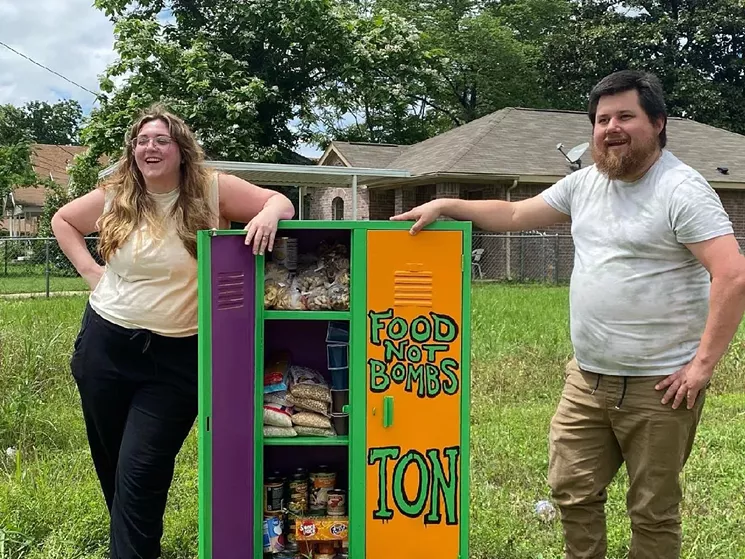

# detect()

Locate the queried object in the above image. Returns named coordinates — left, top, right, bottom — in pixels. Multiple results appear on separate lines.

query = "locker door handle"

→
left=383, top=396, right=394, bottom=428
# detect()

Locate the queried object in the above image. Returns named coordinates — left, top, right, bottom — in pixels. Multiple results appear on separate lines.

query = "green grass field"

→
left=0, top=265, right=87, bottom=295
left=1, top=286, right=744, bottom=558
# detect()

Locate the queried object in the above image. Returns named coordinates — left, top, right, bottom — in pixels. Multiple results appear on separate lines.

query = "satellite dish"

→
left=557, top=142, right=589, bottom=168
left=566, top=142, right=589, bottom=163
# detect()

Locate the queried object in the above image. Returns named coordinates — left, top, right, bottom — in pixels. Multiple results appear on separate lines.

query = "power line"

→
left=0, top=40, right=100, bottom=99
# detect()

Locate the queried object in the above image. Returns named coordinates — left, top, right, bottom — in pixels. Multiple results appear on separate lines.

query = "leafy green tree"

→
left=21, top=100, right=83, bottom=145
left=540, top=0, right=745, bottom=134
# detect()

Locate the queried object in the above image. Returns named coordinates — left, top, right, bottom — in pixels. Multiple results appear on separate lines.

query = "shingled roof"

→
left=10, top=144, right=89, bottom=208
left=324, top=108, right=745, bottom=187
left=320, top=141, right=406, bottom=169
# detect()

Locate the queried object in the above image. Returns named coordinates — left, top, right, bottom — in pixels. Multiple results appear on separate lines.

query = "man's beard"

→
left=592, top=134, right=659, bottom=180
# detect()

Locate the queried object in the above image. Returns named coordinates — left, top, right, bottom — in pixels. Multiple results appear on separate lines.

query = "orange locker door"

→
left=365, top=229, right=464, bottom=559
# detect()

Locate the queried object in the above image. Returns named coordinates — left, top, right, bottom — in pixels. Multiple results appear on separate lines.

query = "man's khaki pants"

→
left=548, top=358, right=706, bottom=559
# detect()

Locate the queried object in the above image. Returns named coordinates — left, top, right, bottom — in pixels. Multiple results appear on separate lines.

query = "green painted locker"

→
left=197, top=220, right=472, bottom=559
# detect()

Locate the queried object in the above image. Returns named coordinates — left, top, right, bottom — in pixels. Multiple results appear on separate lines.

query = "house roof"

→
left=319, top=141, right=407, bottom=168
left=325, top=108, right=745, bottom=187
left=10, top=144, right=89, bottom=208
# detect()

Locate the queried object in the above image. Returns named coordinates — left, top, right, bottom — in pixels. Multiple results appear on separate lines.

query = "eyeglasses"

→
left=132, top=135, right=174, bottom=148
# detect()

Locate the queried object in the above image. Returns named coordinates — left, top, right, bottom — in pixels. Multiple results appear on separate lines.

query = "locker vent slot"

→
left=394, top=269, right=433, bottom=307
left=216, top=271, right=245, bottom=310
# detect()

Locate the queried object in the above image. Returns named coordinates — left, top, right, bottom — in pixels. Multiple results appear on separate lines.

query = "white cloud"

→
left=0, top=1, right=327, bottom=158
left=0, top=0, right=115, bottom=113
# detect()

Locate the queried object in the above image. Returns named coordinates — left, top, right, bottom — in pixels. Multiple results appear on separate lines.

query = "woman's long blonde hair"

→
left=97, top=104, right=215, bottom=262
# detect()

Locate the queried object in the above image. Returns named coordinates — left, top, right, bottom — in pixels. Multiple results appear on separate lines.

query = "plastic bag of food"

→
left=304, top=285, right=331, bottom=311
left=263, top=404, right=293, bottom=427
left=318, top=241, right=349, bottom=281
left=265, top=391, right=291, bottom=406
left=273, top=280, right=306, bottom=310
left=264, top=425, right=297, bottom=437
left=264, top=279, right=283, bottom=309
left=291, top=396, right=330, bottom=416
left=295, top=266, right=326, bottom=292
left=264, top=353, right=290, bottom=394
left=288, top=366, right=331, bottom=403
left=335, top=269, right=349, bottom=287
left=265, top=261, right=291, bottom=283
left=294, top=425, right=337, bottom=437
left=291, top=411, right=332, bottom=429
left=326, top=281, right=349, bottom=311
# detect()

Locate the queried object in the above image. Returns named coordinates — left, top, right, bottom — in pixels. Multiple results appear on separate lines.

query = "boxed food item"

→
left=295, top=517, right=349, bottom=541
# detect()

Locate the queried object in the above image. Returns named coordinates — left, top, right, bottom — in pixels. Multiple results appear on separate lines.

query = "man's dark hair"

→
left=588, top=70, right=668, bottom=148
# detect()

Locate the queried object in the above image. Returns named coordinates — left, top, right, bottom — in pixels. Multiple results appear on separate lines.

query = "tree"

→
left=539, top=0, right=745, bottom=134
left=0, top=143, right=38, bottom=204
left=314, top=0, right=557, bottom=144
left=0, top=106, right=37, bottom=204
left=83, top=0, right=427, bottom=162
left=0, top=100, right=82, bottom=145
left=21, top=100, right=83, bottom=145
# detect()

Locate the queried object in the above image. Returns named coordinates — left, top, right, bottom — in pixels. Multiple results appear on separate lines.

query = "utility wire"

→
left=0, top=40, right=100, bottom=98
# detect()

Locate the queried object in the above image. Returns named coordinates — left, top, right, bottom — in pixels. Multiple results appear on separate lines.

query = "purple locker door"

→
left=210, top=235, right=257, bottom=558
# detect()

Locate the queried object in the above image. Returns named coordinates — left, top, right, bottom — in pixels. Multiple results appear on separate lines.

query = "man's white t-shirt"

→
left=541, top=150, right=734, bottom=376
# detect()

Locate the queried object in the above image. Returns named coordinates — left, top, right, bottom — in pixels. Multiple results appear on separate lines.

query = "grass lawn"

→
left=0, top=265, right=88, bottom=295
left=1, top=286, right=744, bottom=558
left=0, top=275, right=88, bottom=295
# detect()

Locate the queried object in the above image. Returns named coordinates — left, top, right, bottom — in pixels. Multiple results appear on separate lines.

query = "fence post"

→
left=45, top=238, right=50, bottom=298
left=520, top=236, right=525, bottom=281
left=554, top=235, right=560, bottom=284
left=3, top=240, right=7, bottom=275
left=542, top=236, right=547, bottom=282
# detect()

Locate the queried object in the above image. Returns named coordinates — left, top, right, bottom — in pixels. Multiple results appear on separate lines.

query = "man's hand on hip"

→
left=655, top=359, right=712, bottom=410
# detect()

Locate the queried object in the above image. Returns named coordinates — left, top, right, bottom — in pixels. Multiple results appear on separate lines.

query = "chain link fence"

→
left=471, top=231, right=574, bottom=283
left=0, top=236, right=99, bottom=297
left=470, top=232, right=745, bottom=283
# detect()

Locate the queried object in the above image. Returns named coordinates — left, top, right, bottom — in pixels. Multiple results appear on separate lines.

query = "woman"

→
left=51, top=104, right=294, bottom=558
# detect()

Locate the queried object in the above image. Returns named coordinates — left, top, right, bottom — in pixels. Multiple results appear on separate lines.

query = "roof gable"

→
left=321, top=141, right=407, bottom=169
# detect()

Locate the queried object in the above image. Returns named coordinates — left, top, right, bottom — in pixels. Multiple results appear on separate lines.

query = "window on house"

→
left=332, top=197, right=344, bottom=220
left=464, top=189, right=484, bottom=200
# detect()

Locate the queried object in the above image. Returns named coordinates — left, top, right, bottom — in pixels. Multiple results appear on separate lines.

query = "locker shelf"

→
left=264, top=310, right=351, bottom=320
left=264, top=436, right=349, bottom=446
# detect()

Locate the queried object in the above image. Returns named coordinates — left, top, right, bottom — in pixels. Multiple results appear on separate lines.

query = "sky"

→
left=0, top=0, right=322, bottom=157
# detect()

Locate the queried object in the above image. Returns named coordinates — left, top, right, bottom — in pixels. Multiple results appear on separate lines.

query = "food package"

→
left=288, top=366, right=331, bottom=403
left=292, top=412, right=332, bottom=429
left=265, top=261, right=291, bottom=283
left=289, top=394, right=330, bottom=416
left=326, top=281, right=349, bottom=310
left=295, top=266, right=326, bottom=292
left=265, top=391, right=291, bottom=406
left=305, top=285, right=332, bottom=311
left=271, top=279, right=306, bottom=310
left=317, top=241, right=349, bottom=282
left=264, top=352, right=291, bottom=394
left=296, top=517, right=349, bottom=541
left=263, top=403, right=293, bottom=427
left=264, top=425, right=297, bottom=437
left=294, top=425, right=336, bottom=437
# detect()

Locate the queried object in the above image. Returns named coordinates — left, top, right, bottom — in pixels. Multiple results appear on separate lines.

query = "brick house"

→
left=2, top=144, right=88, bottom=236
left=306, top=107, right=745, bottom=280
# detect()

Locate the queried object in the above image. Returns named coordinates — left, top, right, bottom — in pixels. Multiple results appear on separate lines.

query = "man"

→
left=391, top=70, right=745, bottom=558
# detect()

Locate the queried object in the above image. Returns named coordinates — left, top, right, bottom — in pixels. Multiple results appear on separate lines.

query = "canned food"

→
left=326, top=489, right=346, bottom=516
left=273, top=237, right=298, bottom=271
left=264, top=474, right=284, bottom=514
left=262, top=514, right=285, bottom=553
left=285, top=516, right=298, bottom=551
left=309, top=466, right=336, bottom=515
left=288, top=468, right=308, bottom=515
